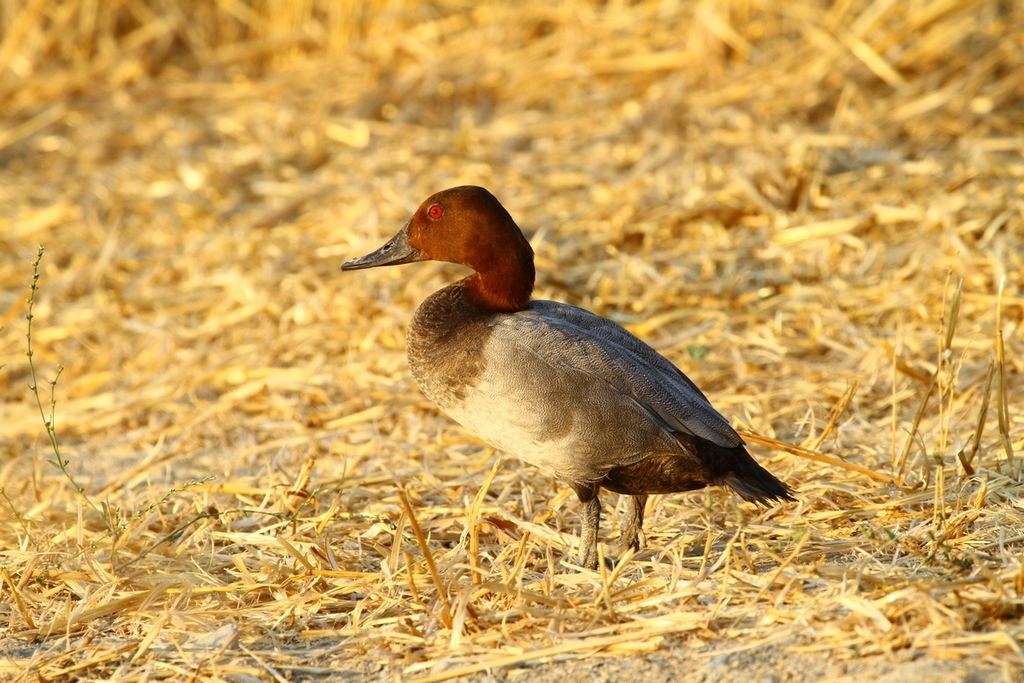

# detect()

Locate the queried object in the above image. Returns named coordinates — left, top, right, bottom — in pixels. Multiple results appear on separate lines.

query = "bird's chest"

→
left=405, top=298, right=569, bottom=468
left=406, top=287, right=496, bottom=410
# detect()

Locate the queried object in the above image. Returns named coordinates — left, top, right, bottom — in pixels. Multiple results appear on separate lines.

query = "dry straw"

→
left=1, top=0, right=1022, bottom=681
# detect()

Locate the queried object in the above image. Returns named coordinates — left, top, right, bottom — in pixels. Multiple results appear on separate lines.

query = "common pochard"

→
left=343, top=185, right=794, bottom=569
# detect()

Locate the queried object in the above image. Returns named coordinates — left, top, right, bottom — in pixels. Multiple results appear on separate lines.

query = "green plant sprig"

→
left=26, top=245, right=109, bottom=526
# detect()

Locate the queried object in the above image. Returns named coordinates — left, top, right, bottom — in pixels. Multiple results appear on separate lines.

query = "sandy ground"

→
left=2, top=2, right=1022, bottom=682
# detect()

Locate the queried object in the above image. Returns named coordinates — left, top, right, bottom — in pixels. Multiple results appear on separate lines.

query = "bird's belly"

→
left=411, top=343, right=676, bottom=485
left=416, top=365, right=579, bottom=473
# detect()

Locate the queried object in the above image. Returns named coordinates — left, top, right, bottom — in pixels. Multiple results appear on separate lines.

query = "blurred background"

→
left=1, top=1, right=1022, bottom=680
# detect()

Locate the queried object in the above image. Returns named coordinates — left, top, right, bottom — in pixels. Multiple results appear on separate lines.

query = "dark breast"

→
left=406, top=282, right=494, bottom=404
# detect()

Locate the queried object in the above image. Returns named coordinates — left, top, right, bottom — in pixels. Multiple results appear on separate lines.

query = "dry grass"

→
left=1, top=0, right=1023, bottom=681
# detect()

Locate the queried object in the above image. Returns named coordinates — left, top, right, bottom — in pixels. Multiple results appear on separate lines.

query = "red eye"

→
left=427, top=205, right=443, bottom=219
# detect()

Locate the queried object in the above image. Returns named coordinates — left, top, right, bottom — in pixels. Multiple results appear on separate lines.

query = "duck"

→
left=343, top=185, right=794, bottom=570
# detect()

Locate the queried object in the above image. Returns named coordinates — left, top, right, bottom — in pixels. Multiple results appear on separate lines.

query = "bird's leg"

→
left=572, top=483, right=601, bottom=570
left=612, top=494, right=648, bottom=557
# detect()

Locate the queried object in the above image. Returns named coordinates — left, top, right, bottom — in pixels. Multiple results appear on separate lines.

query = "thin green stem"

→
left=26, top=245, right=105, bottom=521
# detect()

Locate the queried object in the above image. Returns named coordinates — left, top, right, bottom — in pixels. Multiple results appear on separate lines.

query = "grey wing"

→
left=493, top=301, right=744, bottom=449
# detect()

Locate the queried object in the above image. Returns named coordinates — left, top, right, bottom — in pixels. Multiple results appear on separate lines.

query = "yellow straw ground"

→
left=1, top=1, right=1022, bottom=681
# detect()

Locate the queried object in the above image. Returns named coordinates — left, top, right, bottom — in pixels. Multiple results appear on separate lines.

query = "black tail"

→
left=717, top=444, right=795, bottom=505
